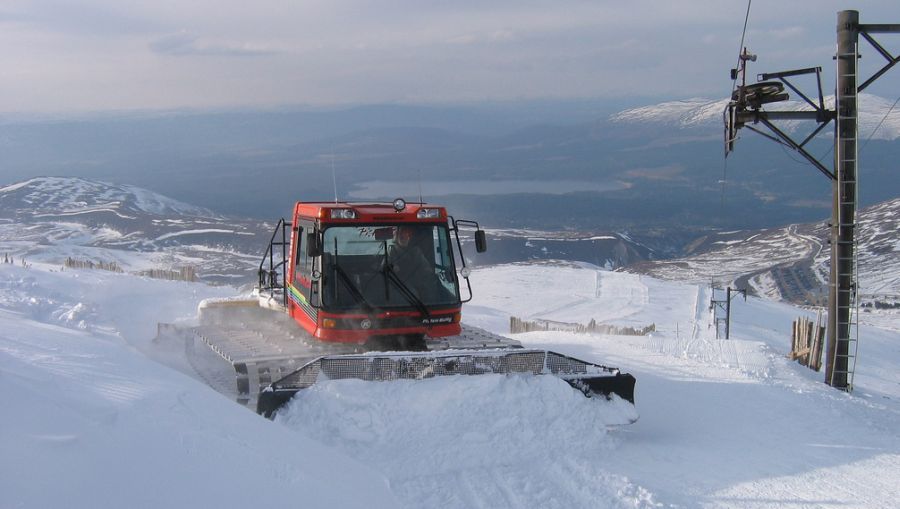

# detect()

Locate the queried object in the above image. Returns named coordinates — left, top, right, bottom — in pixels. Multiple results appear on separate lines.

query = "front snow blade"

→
left=257, top=349, right=635, bottom=418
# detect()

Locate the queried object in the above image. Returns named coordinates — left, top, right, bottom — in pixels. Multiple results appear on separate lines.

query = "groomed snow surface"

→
left=2, top=262, right=899, bottom=508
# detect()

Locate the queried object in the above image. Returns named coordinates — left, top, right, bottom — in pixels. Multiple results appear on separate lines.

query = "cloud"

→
left=149, top=31, right=277, bottom=57
left=1, top=0, right=162, bottom=36
left=754, top=26, right=807, bottom=41
left=445, top=30, right=517, bottom=46
left=2, top=0, right=899, bottom=113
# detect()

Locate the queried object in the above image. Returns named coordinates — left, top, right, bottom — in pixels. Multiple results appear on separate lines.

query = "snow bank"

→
left=0, top=264, right=397, bottom=509
left=277, top=374, right=648, bottom=508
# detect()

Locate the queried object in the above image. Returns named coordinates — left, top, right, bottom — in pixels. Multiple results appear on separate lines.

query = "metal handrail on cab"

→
left=257, top=218, right=292, bottom=307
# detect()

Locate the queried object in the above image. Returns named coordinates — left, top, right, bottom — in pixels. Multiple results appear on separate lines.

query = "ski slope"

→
left=0, top=263, right=397, bottom=508
left=1, top=261, right=899, bottom=508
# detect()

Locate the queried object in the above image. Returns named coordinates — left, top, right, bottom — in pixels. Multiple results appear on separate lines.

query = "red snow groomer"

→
left=187, top=198, right=636, bottom=419
left=274, top=199, right=474, bottom=348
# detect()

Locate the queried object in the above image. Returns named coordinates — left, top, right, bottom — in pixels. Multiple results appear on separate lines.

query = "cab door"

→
left=288, top=218, right=318, bottom=327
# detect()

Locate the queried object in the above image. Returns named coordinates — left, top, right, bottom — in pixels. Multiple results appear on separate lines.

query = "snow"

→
left=0, top=264, right=396, bottom=509
left=461, top=268, right=900, bottom=508
left=610, top=97, right=728, bottom=127
left=464, top=264, right=683, bottom=331
left=0, top=178, right=266, bottom=285
left=0, top=180, right=31, bottom=193
left=0, top=176, right=219, bottom=219
left=2, top=258, right=900, bottom=508
left=154, top=228, right=252, bottom=241
left=747, top=271, right=783, bottom=301
left=34, top=207, right=137, bottom=220
left=610, top=93, right=900, bottom=141
left=277, top=375, right=642, bottom=508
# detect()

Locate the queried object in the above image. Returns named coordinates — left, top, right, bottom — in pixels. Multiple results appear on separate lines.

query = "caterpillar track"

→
left=154, top=297, right=635, bottom=419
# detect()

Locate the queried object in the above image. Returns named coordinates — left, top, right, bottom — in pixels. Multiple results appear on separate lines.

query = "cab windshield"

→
left=321, top=224, right=460, bottom=310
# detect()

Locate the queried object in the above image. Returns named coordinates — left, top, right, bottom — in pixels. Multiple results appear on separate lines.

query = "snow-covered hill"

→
left=628, top=197, right=900, bottom=314
left=0, top=177, right=267, bottom=283
left=0, top=176, right=219, bottom=219
left=610, top=97, right=731, bottom=128
left=610, top=93, right=900, bottom=141
left=4, top=176, right=896, bottom=310
left=0, top=177, right=661, bottom=275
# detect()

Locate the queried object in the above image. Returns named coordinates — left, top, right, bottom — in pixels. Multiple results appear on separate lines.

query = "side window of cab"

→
left=293, top=225, right=305, bottom=282
left=294, top=220, right=314, bottom=284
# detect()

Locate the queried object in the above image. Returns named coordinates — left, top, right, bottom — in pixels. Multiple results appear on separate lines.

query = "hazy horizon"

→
left=3, top=1, right=898, bottom=114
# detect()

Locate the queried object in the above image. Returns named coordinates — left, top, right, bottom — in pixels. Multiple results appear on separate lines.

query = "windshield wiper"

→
left=381, top=248, right=431, bottom=318
left=331, top=249, right=376, bottom=313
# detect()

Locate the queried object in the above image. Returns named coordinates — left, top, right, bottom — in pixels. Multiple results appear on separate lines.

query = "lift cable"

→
left=730, top=0, right=753, bottom=95
left=723, top=0, right=753, bottom=215
left=720, top=157, right=728, bottom=218
left=861, top=94, right=900, bottom=152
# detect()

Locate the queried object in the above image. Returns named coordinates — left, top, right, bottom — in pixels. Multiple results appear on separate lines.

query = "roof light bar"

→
left=329, top=208, right=357, bottom=219
left=416, top=208, right=441, bottom=219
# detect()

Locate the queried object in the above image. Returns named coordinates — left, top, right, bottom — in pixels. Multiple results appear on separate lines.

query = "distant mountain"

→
left=1, top=96, right=897, bottom=236
left=626, top=197, right=900, bottom=305
left=0, top=177, right=219, bottom=220
left=610, top=98, right=729, bottom=128
left=609, top=93, right=900, bottom=141
left=0, top=177, right=267, bottom=284
left=2, top=177, right=896, bottom=309
left=0, top=177, right=660, bottom=282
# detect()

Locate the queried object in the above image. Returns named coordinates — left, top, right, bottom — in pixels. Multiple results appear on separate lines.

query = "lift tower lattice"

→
left=724, top=10, right=900, bottom=391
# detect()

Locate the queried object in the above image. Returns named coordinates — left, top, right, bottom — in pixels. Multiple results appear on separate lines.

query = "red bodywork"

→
left=285, top=202, right=462, bottom=344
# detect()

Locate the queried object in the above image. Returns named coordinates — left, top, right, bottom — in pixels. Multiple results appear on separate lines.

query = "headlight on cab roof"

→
left=329, top=208, right=357, bottom=219
left=416, top=208, right=441, bottom=219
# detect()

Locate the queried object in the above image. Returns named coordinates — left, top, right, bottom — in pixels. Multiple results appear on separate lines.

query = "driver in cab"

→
left=390, top=225, right=432, bottom=295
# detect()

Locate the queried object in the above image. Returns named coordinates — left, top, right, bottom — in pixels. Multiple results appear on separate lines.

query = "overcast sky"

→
left=2, top=0, right=898, bottom=114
